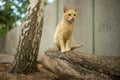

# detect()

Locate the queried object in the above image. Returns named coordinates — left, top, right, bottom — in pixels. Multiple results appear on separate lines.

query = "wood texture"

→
left=11, top=0, right=45, bottom=74
left=42, top=49, right=120, bottom=80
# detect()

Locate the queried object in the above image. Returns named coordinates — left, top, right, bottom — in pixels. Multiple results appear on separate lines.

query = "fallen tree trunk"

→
left=41, top=49, right=120, bottom=80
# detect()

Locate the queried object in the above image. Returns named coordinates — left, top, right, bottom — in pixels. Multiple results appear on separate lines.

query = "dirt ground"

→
left=0, top=63, right=60, bottom=80
left=0, top=53, right=60, bottom=80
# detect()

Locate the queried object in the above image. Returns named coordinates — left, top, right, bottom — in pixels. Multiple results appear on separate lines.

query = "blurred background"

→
left=0, top=0, right=54, bottom=35
left=0, top=0, right=120, bottom=60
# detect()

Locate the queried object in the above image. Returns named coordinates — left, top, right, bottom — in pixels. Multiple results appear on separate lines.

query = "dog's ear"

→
left=64, top=6, right=68, bottom=13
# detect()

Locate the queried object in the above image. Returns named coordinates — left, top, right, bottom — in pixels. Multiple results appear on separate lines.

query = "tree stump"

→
left=41, top=48, right=120, bottom=80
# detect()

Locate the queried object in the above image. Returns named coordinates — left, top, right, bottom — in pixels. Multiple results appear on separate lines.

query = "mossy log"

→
left=41, top=49, right=120, bottom=80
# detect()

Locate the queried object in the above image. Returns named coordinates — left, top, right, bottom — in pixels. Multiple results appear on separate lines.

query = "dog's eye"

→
left=68, top=14, right=71, bottom=16
left=74, top=14, right=76, bottom=16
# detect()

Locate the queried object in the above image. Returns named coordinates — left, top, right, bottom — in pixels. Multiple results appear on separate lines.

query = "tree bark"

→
left=41, top=49, right=120, bottom=80
left=11, top=0, right=45, bottom=74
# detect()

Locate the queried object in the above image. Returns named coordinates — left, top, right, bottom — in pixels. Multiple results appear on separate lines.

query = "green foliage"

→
left=0, top=0, right=29, bottom=35
left=0, top=0, right=53, bottom=36
left=45, top=0, right=49, bottom=5
left=0, top=24, right=6, bottom=35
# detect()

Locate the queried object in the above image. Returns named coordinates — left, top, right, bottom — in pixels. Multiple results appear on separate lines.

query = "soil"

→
left=0, top=53, right=61, bottom=80
left=0, top=63, right=60, bottom=80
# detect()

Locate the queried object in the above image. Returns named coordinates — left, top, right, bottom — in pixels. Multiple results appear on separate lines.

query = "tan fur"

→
left=54, top=7, right=78, bottom=52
